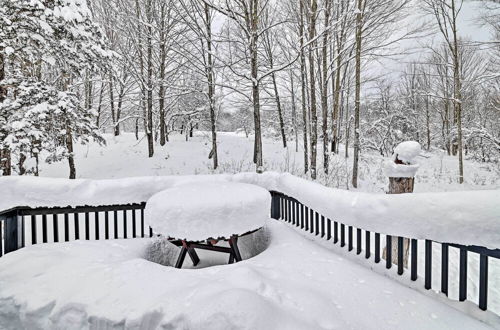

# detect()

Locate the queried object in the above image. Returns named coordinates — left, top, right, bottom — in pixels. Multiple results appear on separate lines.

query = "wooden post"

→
left=383, top=142, right=421, bottom=268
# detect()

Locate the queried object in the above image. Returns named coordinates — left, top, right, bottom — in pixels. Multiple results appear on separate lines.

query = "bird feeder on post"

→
left=383, top=141, right=421, bottom=267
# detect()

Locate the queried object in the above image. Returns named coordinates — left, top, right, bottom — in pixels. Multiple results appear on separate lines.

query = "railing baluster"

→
left=288, top=198, right=291, bottom=223
left=459, top=248, right=467, bottom=301
left=289, top=198, right=292, bottom=223
left=410, top=239, right=417, bottom=281
left=287, top=198, right=290, bottom=222
left=365, top=231, right=370, bottom=259
left=105, top=212, right=110, bottom=240
left=386, top=235, right=392, bottom=269
left=425, top=240, right=432, bottom=290
left=315, top=212, right=319, bottom=236
left=284, top=198, right=288, bottom=222
left=123, top=210, right=128, bottom=238
left=441, top=243, right=449, bottom=296
left=375, top=233, right=380, bottom=263
left=294, top=201, right=298, bottom=226
left=282, top=197, right=285, bottom=220
left=41, top=214, right=47, bottom=243
left=397, top=236, right=404, bottom=275
left=356, top=228, right=362, bottom=255
left=321, top=215, right=325, bottom=238
left=74, top=213, right=80, bottom=240
left=31, top=215, right=37, bottom=245
left=53, top=214, right=59, bottom=243
left=141, top=208, right=145, bottom=238
left=85, top=212, right=90, bottom=240
left=348, top=226, right=353, bottom=251
left=95, top=212, right=100, bottom=240
left=114, top=210, right=118, bottom=239
left=340, top=224, right=345, bottom=247
left=479, top=254, right=488, bottom=311
left=304, top=206, right=309, bottom=231
left=132, top=209, right=137, bottom=238
left=64, top=213, right=69, bottom=242
left=327, top=219, right=331, bottom=240
left=310, top=209, right=314, bottom=234
left=21, top=216, right=25, bottom=248
left=300, top=204, right=304, bottom=229
left=333, top=221, right=338, bottom=244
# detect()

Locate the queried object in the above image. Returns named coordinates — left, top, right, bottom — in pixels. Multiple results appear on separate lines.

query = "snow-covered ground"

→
left=0, top=220, right=494, bottom=330
left=36, top=132, right=500, bottom=193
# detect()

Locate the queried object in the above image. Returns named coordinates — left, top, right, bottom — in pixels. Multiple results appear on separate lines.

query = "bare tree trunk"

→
left=146, top=0, right=154, bottom=157
left=308, top=0, right=318, bottom=180
left=250, top=0, right=263, bottom=172
left=290, top=69, right=298, bottom=152
left=426, top=94, right=431, bottom=150
left=135, top=118, right=139, bottom=140
left=109, top=71, right=117, bottom=135
left=344, top=75, right=351, bottom=159
left=299, top=0, right=308, bottom=174
left=272, top=72, right=287, bottom=148
left=116, top=78, right=125, bottom=136
left=205, top=2, right=218, bottom=169
left=451, top=0, right=464, bottom=184
left=96, top=80, right=104, bottom=128
left=352, top=0, right=363, bottom=188
left=66, top=123, right=76, bottom=179
left=0, top=52, right=11, bottom=176
left=321, top=0, right=331, bottom=173
left=159, top=4, right=167, bottom=147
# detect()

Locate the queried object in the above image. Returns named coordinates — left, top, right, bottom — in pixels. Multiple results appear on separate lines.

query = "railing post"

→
left=3, top=210, right=22, bottom=254
left=270, top=192, right=281, bottom=220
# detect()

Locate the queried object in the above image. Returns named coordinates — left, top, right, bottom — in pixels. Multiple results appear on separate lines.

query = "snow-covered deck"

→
left=0, top=173, right=499, bottom=329
left=0, top=220, right=492, bottom=329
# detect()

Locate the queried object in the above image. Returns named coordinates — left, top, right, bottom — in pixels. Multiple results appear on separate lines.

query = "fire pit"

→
left=145, top=181, right=270, bottom=268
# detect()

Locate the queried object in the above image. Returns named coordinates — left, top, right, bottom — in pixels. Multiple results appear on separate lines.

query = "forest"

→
left=0, top=0, right=498, bottom=185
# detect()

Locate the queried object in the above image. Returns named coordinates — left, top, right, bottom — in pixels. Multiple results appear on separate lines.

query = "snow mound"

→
left=145, top=182, right=270, bottom=241
left=393, top=141, right=421, bottom=165
left=384, top=141, right=421, bottom=178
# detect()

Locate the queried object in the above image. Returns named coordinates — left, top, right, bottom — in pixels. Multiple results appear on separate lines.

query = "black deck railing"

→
left=269, top=191, right=500, bottom=314
left=1, top=191, right=499, bottom=315
left=0, top=203, right=150, bottom=256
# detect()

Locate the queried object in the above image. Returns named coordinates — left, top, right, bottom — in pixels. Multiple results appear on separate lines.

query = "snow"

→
left=384, top=161, right=420, bottom=178
left=393, top=141, right=421, bottom=165
left=1, top=172, right=499, bottom=249
left=4, top=46, right=14, bottom=55
left=0, top=220, right=494, bottom=330
left=384, top=141, right=421, bottom=178
left=145, top=182, right=269, bottom=241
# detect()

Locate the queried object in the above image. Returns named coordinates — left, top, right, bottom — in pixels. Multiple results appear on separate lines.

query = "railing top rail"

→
left=0, top=202, right=146, bottom=217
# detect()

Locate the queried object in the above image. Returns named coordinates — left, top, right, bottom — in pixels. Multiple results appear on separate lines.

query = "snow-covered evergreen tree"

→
left=0, top=0, right=110, bottom=177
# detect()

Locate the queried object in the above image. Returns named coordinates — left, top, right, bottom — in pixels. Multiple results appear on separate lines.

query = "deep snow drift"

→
left=0, top=220, right=493, bottom=330
left=145, top=182, right=269, bottom=240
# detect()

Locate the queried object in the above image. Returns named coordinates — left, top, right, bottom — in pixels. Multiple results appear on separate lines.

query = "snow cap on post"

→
left=384, top=141, right=421, bottom=178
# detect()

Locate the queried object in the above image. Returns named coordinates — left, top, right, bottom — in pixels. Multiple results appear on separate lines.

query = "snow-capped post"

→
left=383, top=141, right=421, bottom=267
